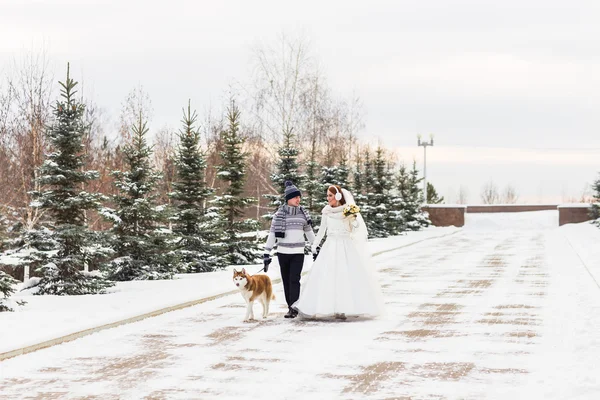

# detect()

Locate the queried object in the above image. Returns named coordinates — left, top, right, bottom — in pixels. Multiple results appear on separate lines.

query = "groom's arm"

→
left=304, top=223, right=316, bottom=247
left=264, top=217, right=277, bottom=254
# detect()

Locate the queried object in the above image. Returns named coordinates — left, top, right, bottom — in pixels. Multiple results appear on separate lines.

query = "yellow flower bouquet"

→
left=343, top=204, right=360, bottom=218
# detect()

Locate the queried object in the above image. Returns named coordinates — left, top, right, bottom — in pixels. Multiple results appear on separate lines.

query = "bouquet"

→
left=343, top=204, right=360, bottom=218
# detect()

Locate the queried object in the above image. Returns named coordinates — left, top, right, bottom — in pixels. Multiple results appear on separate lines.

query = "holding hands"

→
left=312, top=246, right=321, bottom=261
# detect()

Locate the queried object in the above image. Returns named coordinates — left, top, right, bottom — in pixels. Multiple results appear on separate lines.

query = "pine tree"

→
left=214, top=100, right=260, bottom=265
left=386, top=161, right=405, bottom=235
left=359, top=148, right=377, bottom=236
left=169, top=101, right=222, bottom=272
left=353, top=147, right=367, bottom=206
left=427, top=182, right=445, bottom=204
left=33, top=64, right=113, bottom=295
left=264, top=128, right=304, bottom=216
left=365, top=147, right=393, bottom=238
left=334, top=152, right=351, bottom=190
left=591, top=173, right=600, bottom=227
left=304, top=135, right=323, bottom=226
left=397, top=161, right=430, bottom=231
left=102, top=112, right=175, bottom=281
left=0, top=270, right=18, bottom=312
left=321, top=152, right=350, bottom=191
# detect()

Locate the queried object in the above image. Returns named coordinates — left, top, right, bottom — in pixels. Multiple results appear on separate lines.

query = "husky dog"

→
left=232, top=269, right=275, bottom=322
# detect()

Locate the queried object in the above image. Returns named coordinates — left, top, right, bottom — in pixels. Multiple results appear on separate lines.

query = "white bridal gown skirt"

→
left=293, top=234, right=385, bottom=319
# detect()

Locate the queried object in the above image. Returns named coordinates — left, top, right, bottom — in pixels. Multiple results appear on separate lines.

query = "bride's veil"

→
left=342, top=188, right=369, bottom=242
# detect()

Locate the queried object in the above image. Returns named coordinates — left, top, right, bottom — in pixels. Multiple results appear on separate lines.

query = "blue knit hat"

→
left=284, top=180, right=302, bottom=201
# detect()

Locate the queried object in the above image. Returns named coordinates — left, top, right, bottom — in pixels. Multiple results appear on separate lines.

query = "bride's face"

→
left=327, top=190, right=339, bottom=207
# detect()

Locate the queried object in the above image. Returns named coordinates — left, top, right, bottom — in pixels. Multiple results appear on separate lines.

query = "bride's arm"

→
left=311, top=215, right=328, bottom=252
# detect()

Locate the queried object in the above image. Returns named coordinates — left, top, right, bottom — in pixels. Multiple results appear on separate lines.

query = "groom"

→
left=263, top=181, right=315, bottom=319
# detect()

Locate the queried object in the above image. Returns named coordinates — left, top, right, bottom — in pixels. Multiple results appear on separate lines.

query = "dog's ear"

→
left=241, top=268, right=246, bottom=275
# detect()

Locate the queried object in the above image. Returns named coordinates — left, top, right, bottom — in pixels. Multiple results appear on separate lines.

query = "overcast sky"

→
left=2, top=0, right=599, bottom=203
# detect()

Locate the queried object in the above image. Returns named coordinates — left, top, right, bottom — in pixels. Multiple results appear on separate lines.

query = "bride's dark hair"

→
left=327, top=185, right=346, bottom=206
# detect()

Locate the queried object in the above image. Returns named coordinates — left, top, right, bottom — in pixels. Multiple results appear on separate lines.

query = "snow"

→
left=557, top=203, right=592, bottom=208
left=1, top=214, right=599, bottom=399
left=0, top=226, right=457, bottom=356
left=425, top=204, right=467, bottom=208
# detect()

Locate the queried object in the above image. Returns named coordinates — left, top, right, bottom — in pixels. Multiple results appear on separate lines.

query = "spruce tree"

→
left=427, top=182, right=445, bottom=204
left=304, top=135, right=323, bottom=226
left=397, top=161, right=431, bottom=231
left=33, top=64, right=113, bottom=295
left=0, top=271, right=18, bottom=312
left=359, top=148, right=376, bottom=237
left=591, top=173, right=600, bottom=226
left=169, top=101, right=222, bottom=272
left=264, top=128, right=304, bottom=215
left=386, top=161, right=405, bottom=235
left=102, top=112, right=175, bottom=281
left=353, top=147, right=367, bottom=206
left=365, top=147, right=393, bottom=238
left=321, top=152, right=350, bottom=192
left=214, top=100, right=260, bottom=265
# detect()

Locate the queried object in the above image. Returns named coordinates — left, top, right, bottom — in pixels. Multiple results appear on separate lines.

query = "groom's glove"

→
left=312, top=246, right=321, bottom=261
left=263, top=254, right=272, bottom=273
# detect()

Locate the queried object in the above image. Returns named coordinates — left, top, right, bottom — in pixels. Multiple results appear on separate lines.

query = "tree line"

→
left=0, top=37, right=438, bottom=309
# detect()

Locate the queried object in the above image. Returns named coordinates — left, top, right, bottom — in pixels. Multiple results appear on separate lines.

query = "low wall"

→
left=558, top=205, right=593, bottom=226
left=423, top=204, right=595, bottom=227
left=466, top=205, right=558, bottom=213
left=422, top=206, right=466, bottom=227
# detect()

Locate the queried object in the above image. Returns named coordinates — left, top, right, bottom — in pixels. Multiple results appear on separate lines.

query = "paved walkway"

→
left=1, top=226, right=599, bottom=399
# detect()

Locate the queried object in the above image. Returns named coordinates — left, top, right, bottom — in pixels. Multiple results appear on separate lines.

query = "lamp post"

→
left=417, top=134, right=434, bottom=204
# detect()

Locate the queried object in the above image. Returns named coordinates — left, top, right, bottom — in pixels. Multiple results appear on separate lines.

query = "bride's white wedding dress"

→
left=292, top=202, right=385, bottom=319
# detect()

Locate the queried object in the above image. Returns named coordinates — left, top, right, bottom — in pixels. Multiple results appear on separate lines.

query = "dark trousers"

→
left=278, top=253, right=304, bottom=308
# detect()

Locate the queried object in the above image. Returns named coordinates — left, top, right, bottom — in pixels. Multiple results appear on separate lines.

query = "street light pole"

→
left=417, top=134, right=434, bottom=204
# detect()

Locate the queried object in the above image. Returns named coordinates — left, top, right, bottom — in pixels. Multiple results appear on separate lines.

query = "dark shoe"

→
left=284, top=309, right=295, bottom=318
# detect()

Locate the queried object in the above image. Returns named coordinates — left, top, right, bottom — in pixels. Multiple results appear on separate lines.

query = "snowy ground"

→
left=0, top=226, right=459, bottom=356
left=1, top=213, right=600, bottom=399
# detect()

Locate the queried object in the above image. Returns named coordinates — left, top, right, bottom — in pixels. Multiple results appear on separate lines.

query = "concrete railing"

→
left=422, top=204, right=594, bottom=227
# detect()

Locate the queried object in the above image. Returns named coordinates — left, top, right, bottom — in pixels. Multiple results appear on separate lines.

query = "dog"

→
left=232, top=268, right=275, bottom=322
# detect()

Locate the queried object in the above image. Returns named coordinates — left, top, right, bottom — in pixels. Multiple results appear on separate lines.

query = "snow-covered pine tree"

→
left=359, top=148, right=377, bottom=237
left=591, top=173, right=600, bottom=227
left=427, top=182, right=445, bottom=204
left=0, top=270, right=18, bottom=312
left=365, top=147, right=393, bottom=238
left=397, top=161, right=430, bottom=231
left=33, top=64, right=113, bottom=295
left=321, top=152, right=350, bottom=191
left=102, top=112, right=176, bottom=281
left=334, top=152, right=351, bottom=190
left=214, top=100, right=260, bottom=265
left=169, top=101, right=222, bottom=273
left=386, top=160, right=405, bottom=235
left=304, top=135, right=323, bottom=226
left=352, top=146, right=367, bottom=206
left=264, top=128, right=304, bottom=217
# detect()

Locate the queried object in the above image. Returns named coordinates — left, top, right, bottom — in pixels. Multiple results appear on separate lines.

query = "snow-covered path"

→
left=1, top=213, right=600, bottom=399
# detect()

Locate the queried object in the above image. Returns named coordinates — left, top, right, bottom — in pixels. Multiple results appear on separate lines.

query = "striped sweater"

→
left=264, top=205, right=315, bottom=254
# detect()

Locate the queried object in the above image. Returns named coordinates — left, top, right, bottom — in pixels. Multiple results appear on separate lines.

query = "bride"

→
left=292, top=185, right=384, bottom=320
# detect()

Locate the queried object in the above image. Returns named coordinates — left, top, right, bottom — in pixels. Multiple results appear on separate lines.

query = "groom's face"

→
left=287, top=196, right=301, bottom=207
